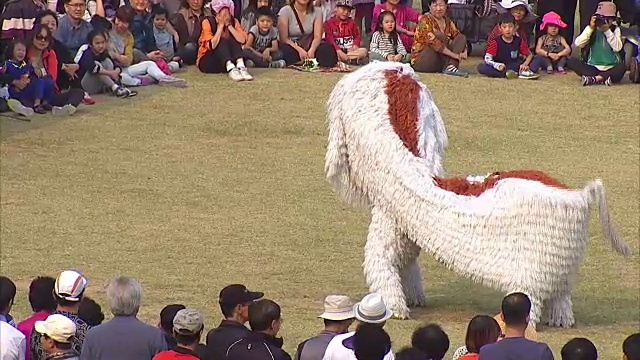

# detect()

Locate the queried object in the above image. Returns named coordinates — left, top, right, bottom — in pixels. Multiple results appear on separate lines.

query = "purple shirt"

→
left=18, top=311, right=51, bottom=360
left=371, top=4, right=421, bottom=50
left=479, top=337, right=554, bottom=360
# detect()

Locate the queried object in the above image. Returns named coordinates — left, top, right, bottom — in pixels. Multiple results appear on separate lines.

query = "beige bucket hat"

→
left=318, top=295, right=356, bottom=321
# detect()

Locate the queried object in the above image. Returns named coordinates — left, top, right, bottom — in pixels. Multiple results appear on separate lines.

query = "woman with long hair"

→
left=171, top=0, right=212, bottom=65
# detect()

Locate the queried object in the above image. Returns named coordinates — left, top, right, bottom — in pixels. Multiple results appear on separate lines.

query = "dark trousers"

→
left=354, top=3, right=374, bottom=34
left=280, top=42, right=338, bottom=67
left=529, top=54, right=568, bottom=72
left=52, top=88, right=84, bottom=107
left=178, top=42, right=198, bottom=65
left=477, top=61, right=520, bottom=78
left=197, top=38, right=244, bottom=73
left=9, top=78, right=51, bottom=105
left=567, top=57, right=626, bottom=83
left=242, top=48, right=283, bottom=67
left=412, top=33, right=467, bottom=73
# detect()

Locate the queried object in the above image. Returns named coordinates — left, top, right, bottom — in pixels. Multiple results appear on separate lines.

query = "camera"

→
left=594, top=14, right=613, bottom=26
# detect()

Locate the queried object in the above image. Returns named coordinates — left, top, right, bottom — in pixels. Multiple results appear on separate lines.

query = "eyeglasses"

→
left=66, top=2, right=86, bottom=8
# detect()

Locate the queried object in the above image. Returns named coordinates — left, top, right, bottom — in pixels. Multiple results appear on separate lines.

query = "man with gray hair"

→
left=80, top=276, right=167, bottom=360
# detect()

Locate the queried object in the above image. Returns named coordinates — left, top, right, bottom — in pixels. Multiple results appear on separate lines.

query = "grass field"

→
left=1, top=60, right=638, bottom=359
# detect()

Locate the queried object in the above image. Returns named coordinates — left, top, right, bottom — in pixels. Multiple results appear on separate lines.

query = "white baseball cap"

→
left=54, top=270, right=87, bottom=302
left=34, top=314, right=76, bottom=343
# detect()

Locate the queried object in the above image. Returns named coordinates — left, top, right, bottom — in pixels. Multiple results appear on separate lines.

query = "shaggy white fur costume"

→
left=324, top=61, right=632, bottom=327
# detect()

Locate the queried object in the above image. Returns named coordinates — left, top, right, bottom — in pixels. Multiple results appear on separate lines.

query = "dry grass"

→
left=1, top=60, right=638, bottom=359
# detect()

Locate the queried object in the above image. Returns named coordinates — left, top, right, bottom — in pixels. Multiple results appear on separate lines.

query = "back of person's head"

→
left=106, top=276, right=142, bottom=317
left=498, top=12, right=516, bottom=25
left=78, top=296, right=105, bottom=326
left=500, top=292, right=531, bottom=327
left=353, top=322, right=391, bottom=360
left=160, top=304, right=186, bottom=333
left=623, top=333, right=640, bottom=360
left=0, top=276, right=16, bottom=313
left=248, top=299, right=281, bottom=332
left=411, top=323, right=450, bottom=359
left=465, top=315, right=501, bottom=353
left=560, top=338, right=597, bottom=360
left=172, top=308, right=205, bottom=346
left=29, top=276, right=56, bottom=313
left=395, top=347, right=428, bottom=360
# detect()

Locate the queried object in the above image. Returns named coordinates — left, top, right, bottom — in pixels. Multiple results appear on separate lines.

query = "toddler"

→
left=369, top=11, right=410, bottom=63
left=477, top=12, right=538, bottom=79
left=532, top=11, right=571, bottom=74
left=243, top=6, right=286, bottom=67
left=153, top=7, right=181, bottom=74
left=2, top=40, right=53, bottom=113
left=324, top=0, right=368, bottom=65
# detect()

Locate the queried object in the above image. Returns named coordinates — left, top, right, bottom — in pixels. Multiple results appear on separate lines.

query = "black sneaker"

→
left=581, top=75, right=602, bottom=86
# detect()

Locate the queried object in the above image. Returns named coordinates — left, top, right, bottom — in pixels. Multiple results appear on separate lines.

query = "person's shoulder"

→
left=0, top=321, right=25, bottom=340
left=249, top=24, right=259, bottom=34
left=278, top=5, right=293, bottom=16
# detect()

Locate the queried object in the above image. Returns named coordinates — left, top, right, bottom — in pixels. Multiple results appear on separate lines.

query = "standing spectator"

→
left=352, top=323, right=392, bottom=360
left=623, top=333, right=640, bottom=360
left=204, top=284, right=263, bottom=360
left=159, top=304, right=186, bottom=350
left=80, top=276, right=167, bottom=360
left=410, top=0, right=468, bottom=76
left=295, top=295, right=355, bottom=360
left=323, top=0, right=368, bottom=65
left=454, top=315, right=501, bottom=360
left=370, top=0, right=421, bottom=51
left=478, top=292, right=554, bottom=360
left=225, top=299, right=291, bottom=360
left=410, top=324, right=449, bottom=360
left=153, top=309, right=207, bottom=360
left=77, top=297, right=105, bottom=327
left=322, top=293, right=394, bottom=360
left=560, top=338, right=597, bottom=360
left=17, top=276, right=56, bottom=360
left=55, top=0, right=95, bottom=56
left=395, top=348, right=427, bottom=360
left=0, top=276, right=26, bottom=360
left=33, top=314, right=79, bottom=360
left=171, top=0, right=212, bottom=65
left=30, top=270, right=90, bottom=360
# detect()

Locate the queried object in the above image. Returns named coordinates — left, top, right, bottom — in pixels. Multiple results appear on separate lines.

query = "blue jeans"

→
left=530, top=54, right=568, bottom=72
left=476, top=61, right=520, bottom=78
left=8, top=77, right=53, bottom=106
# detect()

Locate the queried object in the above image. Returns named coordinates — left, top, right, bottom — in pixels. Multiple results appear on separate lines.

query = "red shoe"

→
left=82, top=93, right=95, bottom=105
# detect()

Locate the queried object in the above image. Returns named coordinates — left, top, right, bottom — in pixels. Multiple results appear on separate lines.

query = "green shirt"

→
left=587, top=30, right=621, bottom=67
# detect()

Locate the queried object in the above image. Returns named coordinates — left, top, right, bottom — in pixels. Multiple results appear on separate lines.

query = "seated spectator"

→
left=80, top=276, right=167, bottom=360
left=371, top=0, right=420, bottom=51
left=77, top=297, right=105, bottom=327
left=0, top=275, right=17, bottom=326
left=34, top=314, right=79, bottom=360
left=27, top=24, right=85, bottom=116
left=76, top=29, right=138, bottom=98
left=560, top=338, right=597, bottom=360
left=277, top=0, right=338, bottom=67
left=455, top=315, right=501, bottom=360
left=410, top=0, right=467, bottom=76
left=295, top=295, right=355, bottom=360
left=478, top=292, right=553, bottom=360
left=197, top=0, right=255, bottom=81
left=489, top=0, right=537, bottom=46
left=17, top=276, right=56, bottom=360
left=369, top=11, right=410, bottom=63
left=159, top=304, right=186, bottom=350
left=152, top=308, right=207, bottom=360
left=55, top=0, right=94, bottom=56
left=226, top=299, right=292, bottom=360
left=532, top=11, right=571, bottom=74
left=241, top=0, right=272, bottom=32
left=324, top=0, right=368, bottom=65
left=623, top=333, right=640, bottom=360
left=0, top=276, right=24, bottom=360
left=170, top=0, right=212, bottom=66
left=410, top=323, right=449, bottom=360
left=322, top=293, right=394, bottom=360
left=205, top=284, right=263, bottom=360
left=242, top=6, right=287, bottom=68
left=353, top=323, right=392, bottom=360
left=477, top=13, right=538, bottom=79
left=128, top=0, right=167, bottom=62
left=567, top=1, right=625, bottom=86
left=31, top=270, right=90, bottom=360
left=152, top=7, right=182, bottom=72
left=395, top=347, right=428, bottom=360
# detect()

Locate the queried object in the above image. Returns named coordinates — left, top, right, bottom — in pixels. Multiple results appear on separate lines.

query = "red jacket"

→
left=323, top=16, right=361, bottom=52
left=27, top=48, right=59, bottom=93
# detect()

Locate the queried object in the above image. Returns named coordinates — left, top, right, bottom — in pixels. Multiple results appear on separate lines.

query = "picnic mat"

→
left=288, top=61, right=352, bottom=73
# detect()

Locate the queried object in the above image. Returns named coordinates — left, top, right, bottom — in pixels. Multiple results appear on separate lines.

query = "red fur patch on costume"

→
left=433, top=170, right=571, bottom=196
left=383, top=70, right=421, bottom=157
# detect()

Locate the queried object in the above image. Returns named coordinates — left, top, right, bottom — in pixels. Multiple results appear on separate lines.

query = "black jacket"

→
left=205, top=320, right=252, bottom=360
left=225, top=332, right=292, bottom=360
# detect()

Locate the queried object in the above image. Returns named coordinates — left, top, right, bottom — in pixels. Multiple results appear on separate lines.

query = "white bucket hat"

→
left=497, top=0, right=538, bottom=23
left=318, top=295, right=356, bottom=321
left=353, top=293, right=393, bottom=324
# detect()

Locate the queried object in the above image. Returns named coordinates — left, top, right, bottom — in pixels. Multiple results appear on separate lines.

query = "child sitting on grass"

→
left=532, top=11, right=571, bottom=74
left=477, top=13, right=538, bottom=79
left=324, top=0, right=368, bottom=65
left=241, top=0, right=272, bottom=32
left=153, top=7, right=182, bottom=73
left=242, top=6, right=286, bottom=68
left=369, top=11, right=409, bottom=62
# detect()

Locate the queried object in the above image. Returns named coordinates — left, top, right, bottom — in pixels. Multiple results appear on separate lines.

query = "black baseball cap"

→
left=219, top=284, right=264, bottom=305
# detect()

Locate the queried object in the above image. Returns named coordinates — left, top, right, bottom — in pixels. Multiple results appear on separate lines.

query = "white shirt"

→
left=321, top=331, right=395, bottom=360
left=0, top=322, right=26, bottom=360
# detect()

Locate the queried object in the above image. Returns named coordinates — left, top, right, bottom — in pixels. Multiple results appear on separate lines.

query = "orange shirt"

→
left=459, top=354, right=479, bottom=360
left=197, top=17, right=246, bottom=66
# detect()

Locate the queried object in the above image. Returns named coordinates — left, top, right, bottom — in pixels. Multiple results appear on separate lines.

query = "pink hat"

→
left=539, top=11, right=567, bottom=30
left=211, top=0, right=234, bottom=15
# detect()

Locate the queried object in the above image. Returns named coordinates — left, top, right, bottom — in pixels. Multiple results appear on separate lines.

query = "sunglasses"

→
left=36, top=34, right=50, bottom=41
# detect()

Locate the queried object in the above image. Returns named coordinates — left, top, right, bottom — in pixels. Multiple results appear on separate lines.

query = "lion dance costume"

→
left=324, top=61, right=631, bottom=328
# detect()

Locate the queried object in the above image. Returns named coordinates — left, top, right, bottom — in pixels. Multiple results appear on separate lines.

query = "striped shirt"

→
left=370, top=31, right=407, bottom=58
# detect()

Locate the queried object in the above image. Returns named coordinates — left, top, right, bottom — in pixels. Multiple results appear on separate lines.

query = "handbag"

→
left=292, top=7, right=314, bottom=51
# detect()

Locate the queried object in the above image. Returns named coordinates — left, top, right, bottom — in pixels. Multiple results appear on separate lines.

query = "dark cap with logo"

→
left=219, top=284, right=264, bottom=306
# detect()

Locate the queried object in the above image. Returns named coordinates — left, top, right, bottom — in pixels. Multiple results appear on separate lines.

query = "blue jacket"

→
left=129, top=7, right=158, bottom=53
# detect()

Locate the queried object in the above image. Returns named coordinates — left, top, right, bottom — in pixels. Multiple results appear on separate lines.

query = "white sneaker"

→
left=7, top=99, right=34, bottom=117
left=52, top=104, right=77, bottom=116
left=228, top=68, right=244, bottom=81
left=238, top=67, right=253, bottom=81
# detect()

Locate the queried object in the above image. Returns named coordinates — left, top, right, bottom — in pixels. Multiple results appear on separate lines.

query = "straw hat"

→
left=353, top=293, right=393, bottom=324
